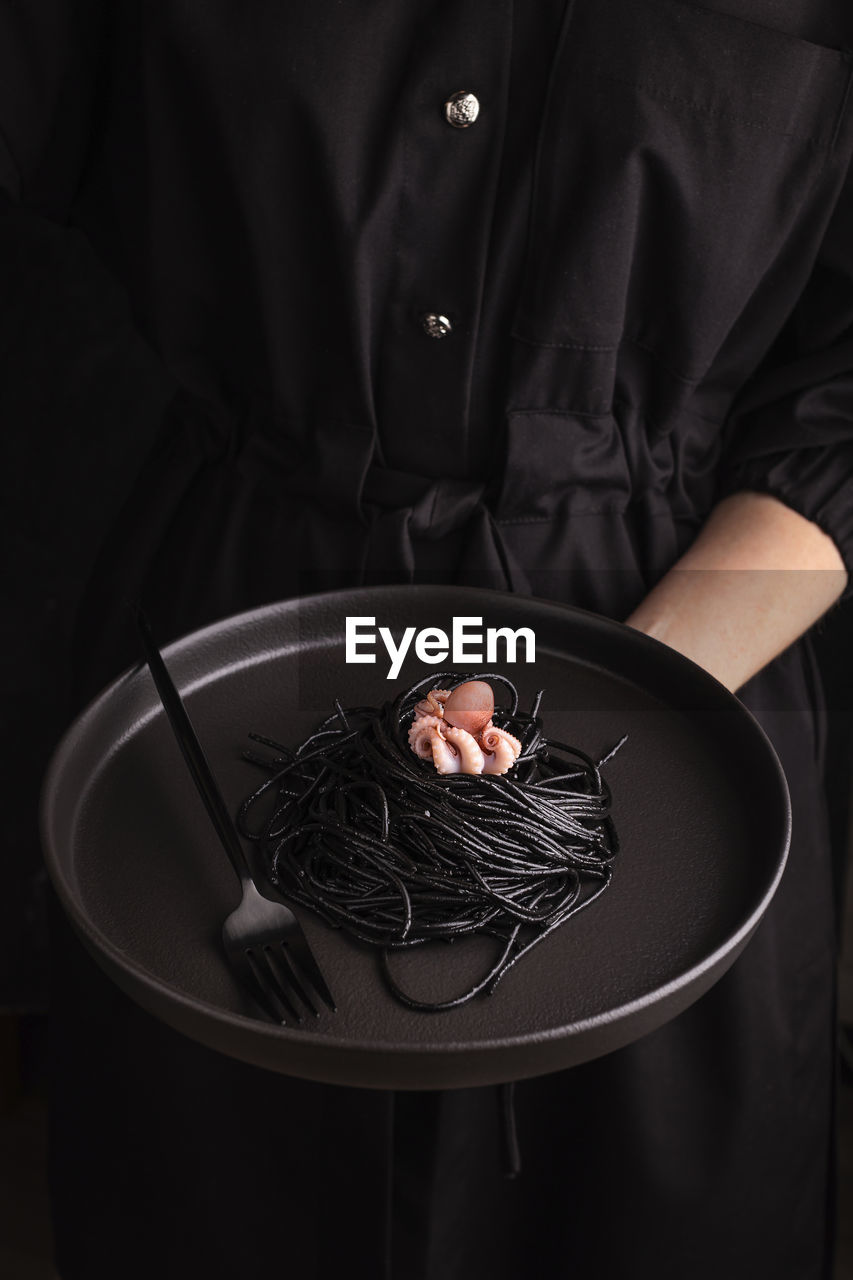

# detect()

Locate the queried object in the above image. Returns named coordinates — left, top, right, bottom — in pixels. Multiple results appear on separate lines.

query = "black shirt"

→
left=3, top=0, right=853, bottom=578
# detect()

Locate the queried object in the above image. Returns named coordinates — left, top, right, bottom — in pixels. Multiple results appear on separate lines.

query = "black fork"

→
left=137, top=611, right=336, bottom=1024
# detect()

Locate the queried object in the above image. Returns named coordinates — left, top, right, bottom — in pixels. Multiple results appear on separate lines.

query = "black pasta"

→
left=238, top=672, right=625, bottom=1011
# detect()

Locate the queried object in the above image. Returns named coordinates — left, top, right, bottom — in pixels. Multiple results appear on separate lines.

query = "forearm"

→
left=624, top=492, right=848, bottom=692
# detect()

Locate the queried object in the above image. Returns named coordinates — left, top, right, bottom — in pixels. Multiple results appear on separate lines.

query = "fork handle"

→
left=137, top=609, right=251, bottom=887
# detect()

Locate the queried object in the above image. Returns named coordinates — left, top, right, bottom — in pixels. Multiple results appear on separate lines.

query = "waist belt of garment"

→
left=166, top=390, right=528, bottom=591
left=239, top=434, right=526, bottom=590
left=359, top=464, right=526, bottom=591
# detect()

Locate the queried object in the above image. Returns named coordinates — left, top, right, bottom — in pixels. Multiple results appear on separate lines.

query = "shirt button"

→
left=422, top=312, right=453, bottom=339
left=444, top=91, right=480, bottom=129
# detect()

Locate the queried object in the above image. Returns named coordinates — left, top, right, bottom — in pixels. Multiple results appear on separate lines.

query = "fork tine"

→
left=285, top=936, right=337, bottom=1012
left=268, top=943, right=321, bottom=1018
left=244, top=948, right=300, bottom=1024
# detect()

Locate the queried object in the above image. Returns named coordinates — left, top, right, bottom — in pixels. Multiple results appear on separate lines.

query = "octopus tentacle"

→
left=430, top=730, right=464, bottom=774
left=413, top=689, right=451, bottom=720
left=408, top=713, right=445, bottom=757
left=443, top=726, right=485, bottom=775
left=479, top=725, right=522, bottom=776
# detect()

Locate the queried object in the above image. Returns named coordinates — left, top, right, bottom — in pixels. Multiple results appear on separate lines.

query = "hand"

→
left=624, top=492, right=847, bottom=692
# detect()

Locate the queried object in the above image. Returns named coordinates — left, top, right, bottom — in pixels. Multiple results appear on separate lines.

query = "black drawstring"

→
left=499, top=1081, right=522, bottom=1178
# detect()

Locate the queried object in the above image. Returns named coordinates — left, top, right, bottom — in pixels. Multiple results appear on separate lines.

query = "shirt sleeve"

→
left=718, top=150, right=853, bottom=588
left=0, top=0, right=173, bottom=567
left=0, top=2, right=109, bottom=1000
left=0, top=1, right=173, bottom=681
left=0, top=3, right=176, bottom=1004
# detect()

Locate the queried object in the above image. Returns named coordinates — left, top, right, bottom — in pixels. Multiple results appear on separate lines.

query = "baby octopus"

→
left=407, top=680, right=522, bottom=776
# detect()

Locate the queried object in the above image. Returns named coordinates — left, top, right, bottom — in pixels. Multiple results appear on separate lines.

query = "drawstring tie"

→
left=361, top=464, right=529, bottom=593
left=499, top=1081, right=521, bottom=1178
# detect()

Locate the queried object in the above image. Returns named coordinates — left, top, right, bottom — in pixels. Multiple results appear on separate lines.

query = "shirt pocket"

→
left=513, top=0, right=853, bottom=382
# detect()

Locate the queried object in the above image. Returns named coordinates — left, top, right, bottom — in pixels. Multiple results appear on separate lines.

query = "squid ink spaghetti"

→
left=238, top=672, right=625, bottom=1010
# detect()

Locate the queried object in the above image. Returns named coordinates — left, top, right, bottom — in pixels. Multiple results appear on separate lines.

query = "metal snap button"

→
left=444, top=91, right=479, bottom=129
left=422, top=312, right=453, bottom=338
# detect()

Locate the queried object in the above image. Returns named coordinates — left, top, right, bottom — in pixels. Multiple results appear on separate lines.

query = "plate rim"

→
left=40, top=584, right=792, bottom=1071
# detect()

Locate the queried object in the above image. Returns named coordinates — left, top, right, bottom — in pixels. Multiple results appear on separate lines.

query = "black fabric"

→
left=3, top=1, right=853, bottom=1277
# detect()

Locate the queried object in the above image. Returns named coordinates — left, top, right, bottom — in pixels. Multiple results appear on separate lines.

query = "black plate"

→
left=41, top=585, right=790, bottom=1089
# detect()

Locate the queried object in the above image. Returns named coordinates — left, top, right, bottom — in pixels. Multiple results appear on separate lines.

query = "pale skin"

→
left=624, top=491, right=848, bottom=693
